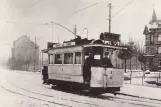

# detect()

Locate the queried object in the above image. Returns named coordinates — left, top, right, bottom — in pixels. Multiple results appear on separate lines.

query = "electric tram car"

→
left=41, top=33, right=126, bottom=93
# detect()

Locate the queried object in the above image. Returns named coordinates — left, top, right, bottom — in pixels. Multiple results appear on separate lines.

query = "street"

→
left=0, top=69, right=161, bottom=107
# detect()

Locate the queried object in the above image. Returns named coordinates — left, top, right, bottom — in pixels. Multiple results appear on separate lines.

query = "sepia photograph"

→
left=0, top=0, right=161, bottom=107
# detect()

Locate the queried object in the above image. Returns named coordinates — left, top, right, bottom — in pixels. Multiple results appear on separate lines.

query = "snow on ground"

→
left=120, top=84, right=161, bottom=100
left=0, top=69, right=161, bottom=107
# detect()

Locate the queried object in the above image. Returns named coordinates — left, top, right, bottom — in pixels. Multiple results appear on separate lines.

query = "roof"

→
left=148, top=9, right=161, bottom=29
left=83, top=44, right=127, bottom=50
left=151, top=9, right=157, bottom=22
left=143, top=54, right=155, bottom=57
left=143, top=25, right=150, bottom=35
left=46, top=43, right=127, bottom=51
left=13, top=35, right=39, bottom=47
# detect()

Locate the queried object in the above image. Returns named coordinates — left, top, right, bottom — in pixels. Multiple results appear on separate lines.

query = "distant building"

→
left=143, top=9, right=161, bottom=70
left=11, top=35, right=39, bottom=71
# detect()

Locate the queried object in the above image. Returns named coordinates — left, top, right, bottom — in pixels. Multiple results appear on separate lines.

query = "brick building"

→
left=143, top=9, right=161, bottom=70
left=11, top=35, right=39, bottom=71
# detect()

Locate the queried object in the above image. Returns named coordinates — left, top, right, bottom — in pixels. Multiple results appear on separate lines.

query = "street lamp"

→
left=82, top=28, right=88, bottom=39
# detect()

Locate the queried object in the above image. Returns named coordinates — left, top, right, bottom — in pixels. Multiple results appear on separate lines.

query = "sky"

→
left=0, top=0, right=161, bottom=61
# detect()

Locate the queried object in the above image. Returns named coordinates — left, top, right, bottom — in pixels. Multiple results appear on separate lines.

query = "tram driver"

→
left=83, top=53, right=94, bottom=85
left=102, top=52, right=113, bottom=68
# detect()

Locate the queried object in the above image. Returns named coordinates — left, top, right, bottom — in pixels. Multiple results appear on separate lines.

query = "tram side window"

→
left=64, top=53, right=73, bottom=64
left=75, top=52, right=81, bottom=64
left=49, top=54, right=53, bottom=64
left=55, top=54, right=62, bottom=64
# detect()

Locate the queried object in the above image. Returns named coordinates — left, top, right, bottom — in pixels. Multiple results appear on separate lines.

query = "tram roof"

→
left=82, top=44, right=127, bottom=49
left=47, top=43, right=127, bottom=50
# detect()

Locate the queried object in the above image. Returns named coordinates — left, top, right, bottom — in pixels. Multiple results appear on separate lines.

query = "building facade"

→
left=11, top=35, right=39, bottom=71
left=143, top=9, right=161, bottom=70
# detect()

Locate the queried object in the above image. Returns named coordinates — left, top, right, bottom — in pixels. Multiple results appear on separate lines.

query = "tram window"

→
left=64, top=53, right=73, bottom=64
left=55, top=54, right=62, bottom=64
left=49, top=54, right=53, bottom=64
left=75, top=52, right=81, bottom=64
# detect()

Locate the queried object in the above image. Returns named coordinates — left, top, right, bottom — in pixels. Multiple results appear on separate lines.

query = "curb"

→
left=124, top=82, right=161, bottom=89
left=116, top=92, right=161, bottom=102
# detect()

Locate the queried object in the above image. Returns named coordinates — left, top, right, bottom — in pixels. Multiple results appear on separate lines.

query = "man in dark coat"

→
left=83, top=53, right=94, bottom=85
left=102, top=52, right=113, bottom=68
left=42, top=66, right=48, bottom=84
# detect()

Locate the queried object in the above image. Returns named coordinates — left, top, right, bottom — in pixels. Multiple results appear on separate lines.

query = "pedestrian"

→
left=42, top=66, right=48, bottom=84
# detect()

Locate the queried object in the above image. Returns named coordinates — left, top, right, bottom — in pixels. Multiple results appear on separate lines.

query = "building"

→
left=11, top=35, right=39, bottom=71
left=143, top=9, right=161, bottom=70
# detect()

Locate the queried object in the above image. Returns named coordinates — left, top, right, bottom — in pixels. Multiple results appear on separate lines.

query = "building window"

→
left=158, top=24, right=161, bottom=28
left=158, top=34, right=161, bottom=41
left=49, top=54, right=53, bottom=64
left=158, top=47, right=161, bottom=53
left=64, top=53, right=73, bottom=64
left=150, top=34, right=154, bottom=43
left=146, top=47, right=149, bottom=53
left=158, top=60, right=161, bottom=67
left=75, top=52, right=81, bottom=64
left=55, top=54, right=62, bottom=64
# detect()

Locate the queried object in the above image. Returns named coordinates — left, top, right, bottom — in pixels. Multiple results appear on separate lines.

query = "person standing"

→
left=83, top=53, right=94, bottom=85
left=42, top=66, right=48, bottom=84
left=102, top=52, right=113, bottom=67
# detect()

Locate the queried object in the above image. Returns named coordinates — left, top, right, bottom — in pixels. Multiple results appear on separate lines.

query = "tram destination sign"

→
left=100, top=32, right=120, bottom=41
left=53, top=42, right=76, bottom=48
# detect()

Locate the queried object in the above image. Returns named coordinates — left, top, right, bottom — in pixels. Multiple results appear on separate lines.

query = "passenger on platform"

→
left=83, top=53, right=94, bottom=85
left=42, top=66, right=48, bottom=84
left=102, top=52, right=113, bottom=68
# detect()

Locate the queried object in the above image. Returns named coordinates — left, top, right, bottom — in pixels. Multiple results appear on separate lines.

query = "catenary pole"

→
left=34, top=36, right=36, bottom=72
left=109, top=3, right=112, bottom=33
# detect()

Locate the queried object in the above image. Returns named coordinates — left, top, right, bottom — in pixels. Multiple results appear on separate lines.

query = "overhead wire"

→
left=26, top=0, right=44, bottom=9
left=0, top=20, right=46, bottom=26
left=111, top=0, right=135, bottom=19
left=72, top=3, right=98, bottom=14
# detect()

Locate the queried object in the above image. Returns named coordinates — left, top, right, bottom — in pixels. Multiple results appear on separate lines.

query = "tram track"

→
left=4, top=77, right=161, bottom=107
left=0, top=84, right=71, bottom=107
left=0, top=78, right=102, bottom=107
left=2, top=70, right=161, bottom=107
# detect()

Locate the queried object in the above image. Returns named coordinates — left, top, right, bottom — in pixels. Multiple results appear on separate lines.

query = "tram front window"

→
left=84, top=46, right=103, bottom=67
left=84, top=46, right=122, bottom=68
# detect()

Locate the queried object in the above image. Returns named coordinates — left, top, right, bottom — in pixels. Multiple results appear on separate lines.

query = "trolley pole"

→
left=108, top=3, right=112, bottom=33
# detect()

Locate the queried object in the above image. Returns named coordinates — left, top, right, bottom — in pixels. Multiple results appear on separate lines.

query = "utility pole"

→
left=34, top=36, right=36, bottom=72
left=108, top=3, right=112, bottom=33
left=74, top=25, right=77, bottom=38
left=39, top=50, right=41, bottom=71
left=51, top=21, right=54, bottom=42
left=82, top=28, right=88, bottom=39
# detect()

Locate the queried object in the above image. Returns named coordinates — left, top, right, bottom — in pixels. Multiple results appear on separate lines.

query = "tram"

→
left=41, top=33, right=126, bottom=93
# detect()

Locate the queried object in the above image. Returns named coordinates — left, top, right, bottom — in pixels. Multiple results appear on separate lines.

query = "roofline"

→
left=44, top=43, right=127, bottom=51
left=83, top=44, right=127, bottom=49
left=13, top=35, right=39, bottom=47
left=143, top=54, right=155, bottom=57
